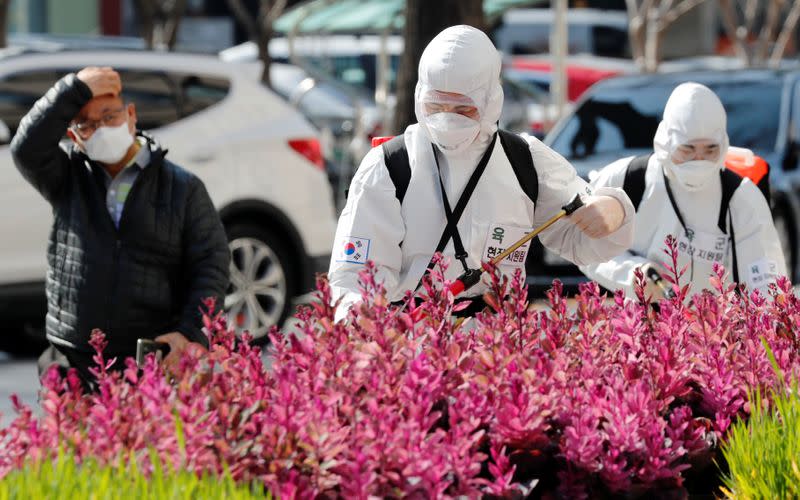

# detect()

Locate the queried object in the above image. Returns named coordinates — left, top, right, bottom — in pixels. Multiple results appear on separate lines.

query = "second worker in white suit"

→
left=328, top=25, right=636, bottom=319
left=580, top=82, right=786, bottom=299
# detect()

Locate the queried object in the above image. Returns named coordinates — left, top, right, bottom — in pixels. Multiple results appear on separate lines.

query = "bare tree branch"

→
left=660, top=0, right=708, bottom=28
left=744, top=0, right=770, bottom=33
left=755, top=0, right=785, bottom=62
left=770, top=0, right=800, bottom=67
left=641, top=0, right=658, bottom=21
left=0, top=0, right=9, bottom=49
left=718, top=0, right=750, bottom=63
left=226, top=0, right=287, bottom=88
left=226, top=0, right=259, bottom=41
left=133, top=0, right=188, bottom=50
left=254, top=0, right=287, bottom=38
left=162, top=0, right=188, bottom=50
left=266, top=0, right=287, bottom=23
left=626, top=0, right=709, bottom=72
left=644, top=5, right=661, bottom=72
left=624, top=0, right=642, bottom=18
left=625, top=0, right=651, bottom=69
left=135, top=0, right=156, bottom=49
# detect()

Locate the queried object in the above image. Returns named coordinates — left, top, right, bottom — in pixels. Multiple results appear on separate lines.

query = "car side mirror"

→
left=0, top=119, right=9, bottom=145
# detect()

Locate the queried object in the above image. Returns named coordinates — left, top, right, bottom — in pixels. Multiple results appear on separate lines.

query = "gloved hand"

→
left=569, top=195, right=625, bottom=238
left=641, top=262, right=671, bottom=301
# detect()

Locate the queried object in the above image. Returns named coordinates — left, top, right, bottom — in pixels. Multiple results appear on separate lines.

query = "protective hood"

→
left=414, top=25, right=503, bottom=157
left=653, top=82, right=729, bottom=169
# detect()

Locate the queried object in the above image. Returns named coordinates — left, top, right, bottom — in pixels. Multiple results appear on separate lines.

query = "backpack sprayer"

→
left=644, top=266, right=677, bottom=300
left=404, top=192, right=586, bottom=315
left=446, top=193, right=586, bottom=297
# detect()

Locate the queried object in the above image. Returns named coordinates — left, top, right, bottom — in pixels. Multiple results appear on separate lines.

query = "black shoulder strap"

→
left=719, top=168, right=745, bottom=284
left=718, top=168, right=743, bottom=234
left=380, top=130, right=539, bottom=207
left=498, top=129, right=538, bottom=205
left=622, top=154, right=652, bottom=211
left=381, top=135, right=412, bottom=204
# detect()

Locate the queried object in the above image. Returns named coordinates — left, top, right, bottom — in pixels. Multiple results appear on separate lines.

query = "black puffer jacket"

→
left=10, top=73, right=230, bottom=355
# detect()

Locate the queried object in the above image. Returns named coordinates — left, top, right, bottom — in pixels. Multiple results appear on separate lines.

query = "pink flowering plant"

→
left=1, top=236, right=799, bottom=498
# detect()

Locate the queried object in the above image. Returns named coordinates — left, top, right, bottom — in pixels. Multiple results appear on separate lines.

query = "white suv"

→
left=0, top=51, right=337, bottom=350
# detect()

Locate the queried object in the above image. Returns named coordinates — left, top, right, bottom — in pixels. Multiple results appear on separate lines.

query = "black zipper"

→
left=106, top=238, right=121, bottom=334
left=102, top=153, right=152, bottom=335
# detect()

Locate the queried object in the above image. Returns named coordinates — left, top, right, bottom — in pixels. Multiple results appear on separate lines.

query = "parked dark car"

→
left=525, top=69, right=800, bottom=292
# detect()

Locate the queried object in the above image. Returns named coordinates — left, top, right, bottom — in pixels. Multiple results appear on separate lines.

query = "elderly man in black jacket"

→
left=10, top=66, right=230, bottom=385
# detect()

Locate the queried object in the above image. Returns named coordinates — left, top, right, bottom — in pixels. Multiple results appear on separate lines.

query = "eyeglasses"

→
left=71, top=107, right=127, bottom=138
left=423, top=102, right=480, bottom=119
left=672, top=142, right=721, bottom=163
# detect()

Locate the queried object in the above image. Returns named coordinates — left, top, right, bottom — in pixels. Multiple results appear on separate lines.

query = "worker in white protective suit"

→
left=328, top=25, right=635, bottom=319
left=580, top=82, right=786, bottom=299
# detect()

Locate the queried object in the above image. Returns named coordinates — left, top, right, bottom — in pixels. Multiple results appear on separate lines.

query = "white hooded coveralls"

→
left=328, top=26, right=635, bottom=316
left=580, top=83, right=786, bottom=298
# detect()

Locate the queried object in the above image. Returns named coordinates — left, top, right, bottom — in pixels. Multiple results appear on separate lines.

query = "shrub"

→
left=0, top=450, right=265, bottom=499
left=720, top=350, right=800, bottom=499
left=0, top=236, right=798, bottom=498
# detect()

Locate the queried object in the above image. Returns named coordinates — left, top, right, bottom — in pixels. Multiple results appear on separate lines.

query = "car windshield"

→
left=549, top=79, right=783, bottom=160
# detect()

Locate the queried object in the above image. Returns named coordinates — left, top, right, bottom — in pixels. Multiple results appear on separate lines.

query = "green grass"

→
left=0, top=450, right=268, bottom=500
left=720, top=343, right=800, bottom=499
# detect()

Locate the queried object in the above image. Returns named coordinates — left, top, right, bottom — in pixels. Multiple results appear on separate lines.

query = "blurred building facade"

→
left=7, top=0, right=304, bottom=52
left=0, top=0, right=746, bottom=61
left=9, top=0, right=99, bottom=34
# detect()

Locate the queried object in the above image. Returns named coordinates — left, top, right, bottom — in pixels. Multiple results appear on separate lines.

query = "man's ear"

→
left=66, top=128, right=81, bottom=146
left=127, top=102, right=137, bottom=133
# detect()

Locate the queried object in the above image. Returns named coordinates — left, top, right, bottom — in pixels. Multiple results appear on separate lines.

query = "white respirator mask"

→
left=82, top=122, right=134, bottom=164
left=424, top=112, right=481, bottom=154
left=666, top=159, right=720, bottom=192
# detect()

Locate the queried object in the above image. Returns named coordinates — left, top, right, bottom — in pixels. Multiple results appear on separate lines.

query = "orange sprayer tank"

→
left=725, top=146, right=769, bottom=186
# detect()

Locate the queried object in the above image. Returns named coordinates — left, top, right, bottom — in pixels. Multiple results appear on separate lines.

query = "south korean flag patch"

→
left=336, top=236, right=371, bottom=264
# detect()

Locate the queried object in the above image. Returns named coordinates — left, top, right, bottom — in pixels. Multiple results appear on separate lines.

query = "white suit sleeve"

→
left=578, top=157, right=651, bottom=296
left=530, top=139, right=635, bottom=266
left=327, top=147, right=405, bottom=318
left=730, top=180, right=787, bottom=294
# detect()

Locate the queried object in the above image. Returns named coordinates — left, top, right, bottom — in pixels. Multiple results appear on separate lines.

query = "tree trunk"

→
left=644, top=6, right=660, bottom=73
left=754, top=0, right=784, bottom=64
left=628, top=17, right=647, bottom=71
left=459, top=0, right=485, bottom=32
left=718, top=0, right=751, bottom=65
left=226, top=0, right=285, bottom=89
left=0, top=0, right=9, bottom=49
left=624, top=0, right=647, bottom=71
left=134, top=0, right=188, bottom=51
left=164, top=0, right=189, bottom=51
left=392, top=0, right=484, bottom=134
left=135, top=0, right=157, bottom=49
left=259, top=27, right=273, bottom=88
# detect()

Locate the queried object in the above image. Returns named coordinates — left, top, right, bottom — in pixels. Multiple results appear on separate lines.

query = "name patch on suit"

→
left=676, top=229, right=729, bottom=264
left=482, top=223, right=532, bottom=269
left=747, top=258, right=779, bottom=289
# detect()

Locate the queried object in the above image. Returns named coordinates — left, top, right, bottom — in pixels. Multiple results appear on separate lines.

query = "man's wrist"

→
left=68, top=73, right=95, bottom=103
left=176, top=323, right=208, bottom=348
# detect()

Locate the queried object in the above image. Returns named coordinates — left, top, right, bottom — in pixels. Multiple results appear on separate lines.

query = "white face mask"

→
left=424, top=112, right=480, bottom=154
left=666, top=159, right=720, bottom=192
left=81, top=122, right=134, bottom=164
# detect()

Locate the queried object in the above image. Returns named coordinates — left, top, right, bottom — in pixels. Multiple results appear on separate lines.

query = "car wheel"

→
left=224, top=223, right=294, bottom=344
left=773, top=207, right=796, bottom=280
